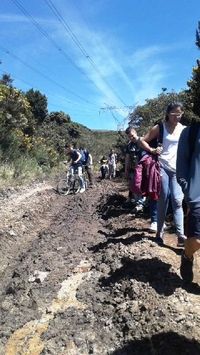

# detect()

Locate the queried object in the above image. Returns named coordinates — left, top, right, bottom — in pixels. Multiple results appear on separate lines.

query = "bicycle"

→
left=57, top=169, right=81, bottom=195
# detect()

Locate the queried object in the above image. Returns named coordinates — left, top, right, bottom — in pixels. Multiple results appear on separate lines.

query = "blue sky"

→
left=0, top=0, right=200, bottom=130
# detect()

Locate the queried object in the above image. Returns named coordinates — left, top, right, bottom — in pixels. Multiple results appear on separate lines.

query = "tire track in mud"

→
left=1, top=178, right=200, bottom=355
left=5, top=261, right=92, bottom=355
left=0, top=183, right=56, bottom=273
left=1, top=178, right=114, bottom=354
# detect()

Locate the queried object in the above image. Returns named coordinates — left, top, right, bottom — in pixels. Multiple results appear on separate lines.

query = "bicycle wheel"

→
left=57, top=178, right=71, bottom=195
left=73, top=177, right=81, bottom=194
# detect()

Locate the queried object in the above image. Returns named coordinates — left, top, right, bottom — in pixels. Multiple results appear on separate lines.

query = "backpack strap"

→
left=188, top=121, right=200, bottom=159
left=157, top=122, right=163, bottom=145
left=149, top=121, right=163, bottom=149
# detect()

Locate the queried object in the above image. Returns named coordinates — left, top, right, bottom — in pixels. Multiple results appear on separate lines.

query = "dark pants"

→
left=186, top=207, right=200, bottom=238
left=85, top=165, right=93, bottom=184
left=100, top=166, right=107, bottom=179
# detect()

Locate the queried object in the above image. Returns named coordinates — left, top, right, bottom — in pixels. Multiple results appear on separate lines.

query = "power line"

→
left=11, top=0, right=118, bottom=104
left=45, top=0, right=127, bottom=106
left=100, top=104, right=135, bottom=130
left=0, top=33, right=63, bottom=81
left=7, top=0, right=133, bottom=124
left=0, top=33, right=98, bottom=112
left=100, top=105, right=135, bottom=112
left=0, top=68, right=97, bottom=114
left=0, top=45, right=98, bottom=107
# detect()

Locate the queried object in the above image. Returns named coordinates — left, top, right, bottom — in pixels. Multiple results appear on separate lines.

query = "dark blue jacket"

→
left=177, top=125, right=200, bottom=208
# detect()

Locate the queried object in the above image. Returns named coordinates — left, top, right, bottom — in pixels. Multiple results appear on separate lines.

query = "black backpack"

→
left=149, top=121, right=164, bottom=148
left=84, top=149, right=89, bottom=162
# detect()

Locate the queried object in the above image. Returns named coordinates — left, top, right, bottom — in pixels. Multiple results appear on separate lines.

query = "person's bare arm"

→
left=140, top=125, right=162, bottom=154
left=74, top=151, right=82, bottom=163
left=88, top=154, right=93, bottom=165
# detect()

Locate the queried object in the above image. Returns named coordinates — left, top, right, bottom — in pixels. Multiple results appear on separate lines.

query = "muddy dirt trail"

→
left=0, top=176, right=200, bottom=355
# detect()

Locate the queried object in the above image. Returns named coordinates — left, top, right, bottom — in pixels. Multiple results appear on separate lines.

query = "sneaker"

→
left=149, top=222, right=169, bottom=233
left=154, top=236, right=164, bottom=245
left=79, top=187, right=85, bottom=193
left=180, top=251, right=194, bottom=282
left=132, top=204, right=144, bottom=213
left=154, top=232, right=164, bottom=245
left=149, top=222, right=157, bottom=232
left=177, top=235, right=187, bottom=247
left=164, top=223, right=171, bottom=231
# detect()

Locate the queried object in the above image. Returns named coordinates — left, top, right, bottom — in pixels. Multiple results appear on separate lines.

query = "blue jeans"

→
left=68, top=165, right=85, bottom=188
left=157, top=167, right=184, bottom=237
left=149, top=199, right=157, bottom=223
left=134, top=194, right=146, bottom=206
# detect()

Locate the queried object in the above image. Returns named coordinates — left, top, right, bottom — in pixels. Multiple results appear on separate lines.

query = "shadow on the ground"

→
left=92, top=228, right=182, bottom=257
left=110, top=331, right=200, bottom=355
left=90, top=229, right=145, bottom=252
left=99, top=255, right=200, bottom=296
left=97, top=193, right=134, bottom=220
left=98, top=227, right=142, bottom=238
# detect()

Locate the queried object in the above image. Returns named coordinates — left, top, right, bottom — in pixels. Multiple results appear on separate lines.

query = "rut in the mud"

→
left=0, top=176, right=200, bottom=355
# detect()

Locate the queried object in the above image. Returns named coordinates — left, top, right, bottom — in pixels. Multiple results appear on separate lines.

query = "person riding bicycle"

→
left=65, top=142, right=85, bottom=193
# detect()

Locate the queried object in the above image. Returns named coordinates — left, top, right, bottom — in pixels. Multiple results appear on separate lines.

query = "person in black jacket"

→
left=177, top=122, right=200, bottom=282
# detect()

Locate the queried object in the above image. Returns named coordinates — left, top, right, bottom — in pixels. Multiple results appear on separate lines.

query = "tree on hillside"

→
left=196, top=21, right=200, bottom=48
left=47, top=111, right=71, bottom=125
left=0, top=73, right=13, bottom=86
left=128, top=91, right=188, bottom=135
left=115, top=129, right=126, bottom=165
left=128, top=21, right=200, bottom=131
left=186, top=22, right=200, bottom=118
left=67, top=122, right=82, bottom=139
left=41, top=111, right=71, bottom=154
left=25, top=89, right=48, bottom=124
left=0, top=83, right=35, bottom=154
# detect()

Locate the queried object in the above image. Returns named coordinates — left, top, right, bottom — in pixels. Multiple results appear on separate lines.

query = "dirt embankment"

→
left=0, top=176, right=200, bottom=355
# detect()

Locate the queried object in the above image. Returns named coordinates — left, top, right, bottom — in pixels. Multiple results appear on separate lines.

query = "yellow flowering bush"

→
left=30, top=137, right=59, bottom=167
left=11, top=128, right=33, bottom=151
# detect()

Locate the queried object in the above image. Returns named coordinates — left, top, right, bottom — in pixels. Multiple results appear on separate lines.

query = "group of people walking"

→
left=64, top=143, right=118, bottom=191
left=125, top=101, right=200, bottom=283
left=99, top=149, right=117, bottom=180
left=64, top=100, right=200, bottom=283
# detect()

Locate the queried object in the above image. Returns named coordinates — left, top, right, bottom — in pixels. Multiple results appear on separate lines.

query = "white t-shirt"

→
left=109, top=153, right=117, bottom=166
left=87, top=154, right=93, bottom=165
left=159, top=122, right=185, bottom=172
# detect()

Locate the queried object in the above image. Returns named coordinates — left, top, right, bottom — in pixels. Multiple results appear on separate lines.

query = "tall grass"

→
left=0, top=157, right=48, bottom=189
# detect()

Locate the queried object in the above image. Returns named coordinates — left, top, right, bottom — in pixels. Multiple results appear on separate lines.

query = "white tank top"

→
left=159, top=122, right=185, bottom=172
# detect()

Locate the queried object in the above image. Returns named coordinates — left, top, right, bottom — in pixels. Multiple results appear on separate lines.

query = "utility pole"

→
left=100, top=104, right=135, bottom=130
